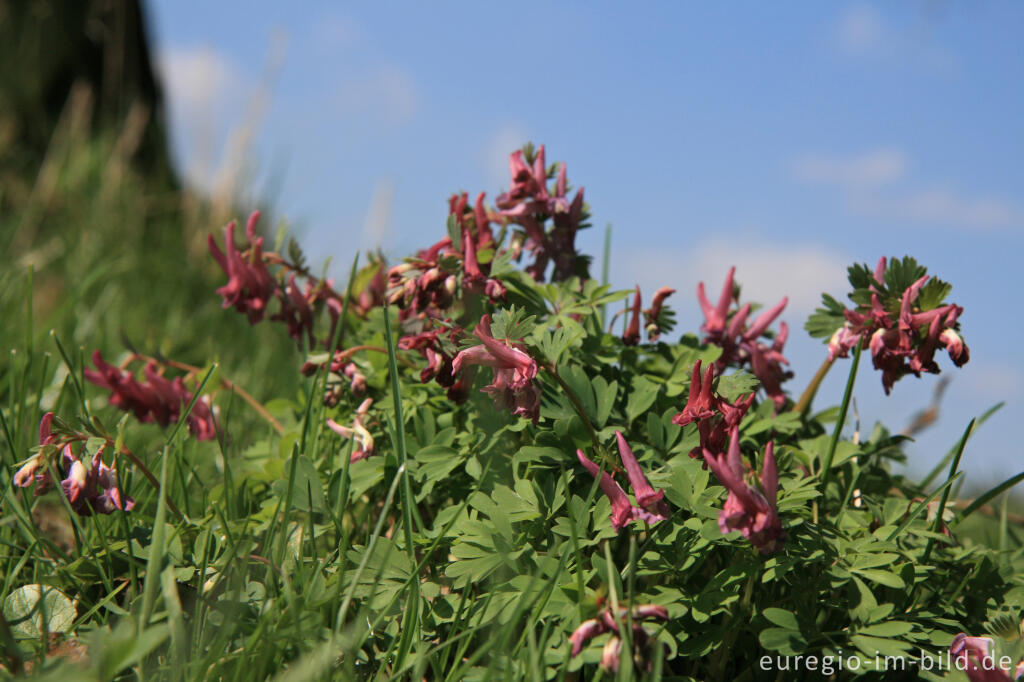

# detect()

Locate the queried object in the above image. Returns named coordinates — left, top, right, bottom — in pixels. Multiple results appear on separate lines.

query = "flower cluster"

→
left=398, top=324, right=471, bottom=403
left=825, top=257, right=970, bottom=393
left=702, top=428, right=783, bottom=554
left=207, top=211, right=276, bottom=324
left=13, top=413, right=134, bottom=515
left=452, top=315, right=540, bottom=423
left=387, top=237, right=459, bottom=316
left=568, top=603, right=669, bottom=673
left=577, top=432, right=671, bottom=530
left=327, top=398, right=375, bottom=462
left=672, top=360, right=754, bottom=460
left=495, top=144, right=588, bottom=282
left=697, top=267, right=791, bottom=408
left=209, top=211, right=354, bottom=350
left=85, top=351, right=217, bottom=440
left=452, top=192, right=507, bottom=302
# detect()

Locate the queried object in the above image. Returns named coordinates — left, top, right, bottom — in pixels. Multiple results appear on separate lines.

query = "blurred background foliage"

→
left=0, top=0, right=300, bottom=430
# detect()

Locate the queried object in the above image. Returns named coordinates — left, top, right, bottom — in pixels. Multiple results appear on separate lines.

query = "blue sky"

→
left=148, top=1, right=1024, bottom=483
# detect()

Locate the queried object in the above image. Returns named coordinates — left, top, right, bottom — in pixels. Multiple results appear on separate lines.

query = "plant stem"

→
left=820, top=343, right=862, bottom=493
left=131, top=353, right=285, bottom=434
left=115, top=443, right=185, bottom=521
left=545, top=363, right=601, bottom=453
left=793, top=356, right=834, bottom=416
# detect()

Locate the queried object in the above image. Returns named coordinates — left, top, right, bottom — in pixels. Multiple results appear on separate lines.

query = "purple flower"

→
left=84, top=352, right=218, bottom=440
left=208, top=211, right=277, bottom=324
left=672, top=360, right=755, bottom=462
left=452, top=315, right=540, bottom=423
left=696, top=268, right=792, bottom=409
left=623, top=287, right=642, bottom=346
left=568, top=603, right=669, bottom=672
left=576, top=431, right=670, bottom=531
left=950, top=633, right=1020, bottom=682
left=494, top=144, right=587, bottom=282
left=59, top=444, right=134, bottom=515
left=824, top=257, right=970, bottom=393
left=702, top=428, right=784, bottom=554
left=644, top=286, right=676, bottom=341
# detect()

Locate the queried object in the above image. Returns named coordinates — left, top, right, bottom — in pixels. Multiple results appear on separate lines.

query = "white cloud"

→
left=158, top=46, right=242, bottom=138
left=484, top=124, right=530, bottom=190
left=157, top=45, right=248, bottom=188
left=836, top=5, right=883, bottom=54
left=855, top=187, right=1024, bottom=230
left=791, top=148, right=907, bottom=189
left=790, top=148, right=1024, bottom=231
left=336, top=65, right=418, bottom=126
left=618, top=238, right=850, bottom=317
left=832, top=4, right=960, bottom=76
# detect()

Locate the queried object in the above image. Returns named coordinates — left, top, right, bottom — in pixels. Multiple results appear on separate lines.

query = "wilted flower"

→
left=702, top=428, right=784, bottom=554
left=84, top=351, right=217, bottom=440
left=576, top=431, right=671, bottom=531
left=568, top=603, right=669, bottom=673
left=327, top=398, right=375, bottom=462
left=696, top=267, right=791, bottom=408
left=451, top=315, right=540, bottom=423
left=208, top=211, right=276, bottom=324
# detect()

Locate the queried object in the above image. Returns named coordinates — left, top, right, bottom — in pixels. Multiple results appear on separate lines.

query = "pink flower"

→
left=950, top=633, right=1021, bottom=682
left=568, top=603, right=669, bottom=672
left=822, top=257, right=970, bottom=393
left=208, top=211, right=276, bottom=324
left=702, top=429, right=784, bottom=554
left=576, top=432, right=670, bottom=531
left=644, top=286, right=676, bottom=341
left=327, top=398, right=375, bottom=462
left=84, top=352, right=217, bottom=440
left=696, top=268, right=791, bottom=408
left=452, top=315, right=540, bottom=423
left=672, top=360, right=755, bottom=461
left=623, top=287, right=642, bottom=346
left=494, top=144, right=587, bottom=282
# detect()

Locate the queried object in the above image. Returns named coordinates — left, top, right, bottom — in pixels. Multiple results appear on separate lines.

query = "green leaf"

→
left=850, top=568, right=905, bottom=589
left=762, top=607, right=800, bottom=631
left=593, top=376, right=618, bottom=428
left=3, top=585, right=76, bottom=638
left=715, top=371, right=760, bottom=402
left=858, top=621, right=913, bottom=637
left=626, top=376, right=659, bottom=423
left=759, top=627, right=806, bottom=655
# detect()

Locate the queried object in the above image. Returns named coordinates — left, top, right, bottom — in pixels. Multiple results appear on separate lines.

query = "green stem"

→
left=793, top=356, right=834, bottom=416
left=545, top=363, right=601, bottom=453
left=820, top=343, right=862, bottom=492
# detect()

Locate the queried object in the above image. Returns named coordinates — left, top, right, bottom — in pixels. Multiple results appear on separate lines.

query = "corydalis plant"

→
left=13, top=413, right=134, bottom=515
left=85, top=351, right=217, bottom=441
left=806, top=255, right=970, bottom=393
left=697, top=267, right=791, bottom=408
